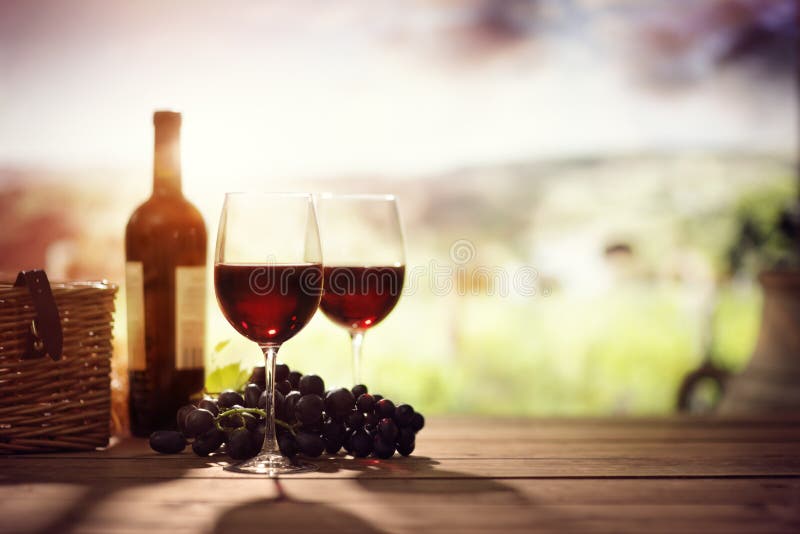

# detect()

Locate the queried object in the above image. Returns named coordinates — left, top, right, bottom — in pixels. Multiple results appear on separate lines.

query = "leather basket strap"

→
left=14, top=270, right=63, bottom=361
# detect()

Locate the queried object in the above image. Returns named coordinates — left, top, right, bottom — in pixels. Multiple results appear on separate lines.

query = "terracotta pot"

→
left=719, top=270, right=800, bottom=414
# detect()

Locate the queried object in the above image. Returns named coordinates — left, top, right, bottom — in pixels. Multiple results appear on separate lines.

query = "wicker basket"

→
left=0, top=271, right=117, bottom=453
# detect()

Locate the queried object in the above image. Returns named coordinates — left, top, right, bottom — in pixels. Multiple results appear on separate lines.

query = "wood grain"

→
left=1, top=417, right=799, bottom=533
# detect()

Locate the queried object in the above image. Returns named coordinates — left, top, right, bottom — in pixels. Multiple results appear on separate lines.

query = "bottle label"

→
left=125, top=261, right=146, bottom=371
left=175, top=266, right=206, bottom=369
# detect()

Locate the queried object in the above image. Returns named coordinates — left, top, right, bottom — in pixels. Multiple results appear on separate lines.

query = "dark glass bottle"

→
left=125, top=111, right=206, bottom=437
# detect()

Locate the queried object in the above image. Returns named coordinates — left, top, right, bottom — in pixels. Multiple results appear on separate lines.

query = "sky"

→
left=0, top=0, right=796, bottom=186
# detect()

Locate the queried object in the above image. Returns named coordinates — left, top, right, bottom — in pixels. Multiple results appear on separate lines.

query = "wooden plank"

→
left=1, top=479, right=798, bottom=534
left=12, top=439, right=800, bottom=462
left=58, top=504, right=793, bottom=534
left=420, top=417, right=800, bottom=443
left=2, top=452, right=799, bottom=480
left=1, top=418, right=799, bottom=533
left=210, top=503, right=799, bottom=534
left=2, top=417, right=800, bottom=480
left=418, top=441, right=800, bottom=458
left=8, top=416, right=800, bottom=461
left=5, top=477, right=797, bottom=506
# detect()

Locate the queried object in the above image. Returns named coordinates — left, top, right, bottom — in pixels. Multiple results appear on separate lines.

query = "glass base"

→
left=223, top=452, right=318, bottom=476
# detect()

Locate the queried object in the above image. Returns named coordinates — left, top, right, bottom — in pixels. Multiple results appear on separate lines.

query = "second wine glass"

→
left=316, top=193, right=405, bottom=386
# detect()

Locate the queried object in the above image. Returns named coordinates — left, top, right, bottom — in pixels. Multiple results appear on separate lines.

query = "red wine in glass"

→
left=214, top=263, right=322, bottom=344
left=214, top=191, right=322, bottom=475
left=320, top=265, right=404, bottom=330
left=316, top=193, right=406, bottom=385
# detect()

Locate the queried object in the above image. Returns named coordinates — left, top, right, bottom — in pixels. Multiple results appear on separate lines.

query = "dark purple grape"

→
left=351, top=384, right=368, bottom=399
left=322, top=393, right=336, bottom=418
left=288, top=370, right=303, bottom=390
left=244, top=383, right=263, bottom=408
left=198, top=398, right=220, bottom=417
left=343, top=434, right=354, bottom=454
left=396, top=440, right=415, bottom=456
left=397, top=427, right=415, bottom=446
left=394, top=404, right=415, bottom=427
left=372, top=394, right=384, bottom=404
left=176, top=404, right=196, bottom=433
left=219, top=389, right=245, bottom=409
left=258, top=390, right=267, bottom=411
left=363, top=412, right=378, bottom=431
left=410, top=412, right=425, bottom=432
left=296, top=394, right=324, bottom=425
left=349, top=429, right=373, bottom=458
left=299, top=374, right=325, bottom=397
left=325, top=388, right=356, bottom=419
left=377, top=418, right=399, bottom=442
left=251, top=422, right=265, bottom=451
left=184, top=408, right=215, bottom=437
left=322, top=420, right=347, bottom=454
left=276, top=380, right=292, bottom=396
left=150, top=431, right=186, bottom=454
left=302, top=419, right=324, bottom=434
left=375, top=399, right=396, bottom=418
left=275, top=362, right=290, bottom=382
left=279, top=435, right=298, bottom=457
left=283, top=391, right=301, bottom=422
left=192, top=428, right=225, bottom=457
left=296, top=431, right=326, bottom=458
left=227, top=428, right=258, bottom=460
left=248, top=366, right=266, bottom=388
left=373, top=436, right=396, bottom=459
left=356, top=393, right=374, bottom=414
left=346, top=411, right=365, bottom=430
left=324, top=437, right=343, bottom=454
left=396, top=427, right=415, bottom=457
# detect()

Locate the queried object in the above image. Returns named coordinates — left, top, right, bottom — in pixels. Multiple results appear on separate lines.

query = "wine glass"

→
left=316, top=193, right=405, bottom=386
left=214, top=192, right=322, bottom=475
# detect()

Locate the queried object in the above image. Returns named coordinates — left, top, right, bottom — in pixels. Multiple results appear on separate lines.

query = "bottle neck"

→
left=152, top=126, right=182, bottom=197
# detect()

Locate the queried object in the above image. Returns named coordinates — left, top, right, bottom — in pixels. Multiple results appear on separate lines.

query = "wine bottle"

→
left=125, top=111, right=207, bottom=437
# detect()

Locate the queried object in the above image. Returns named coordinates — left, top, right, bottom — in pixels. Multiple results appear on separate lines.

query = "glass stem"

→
left=350, top=330, right=365, bottom=386
left=258, top=343, right=281, bottom=456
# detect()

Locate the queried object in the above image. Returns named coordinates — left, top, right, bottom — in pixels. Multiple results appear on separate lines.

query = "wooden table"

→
left=2, top=417, right=799, bottom=533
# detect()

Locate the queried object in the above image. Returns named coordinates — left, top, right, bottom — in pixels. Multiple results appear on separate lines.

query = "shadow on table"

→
left=314, top=455, right=598, bottom=530
left=212, top=480, right=387, bottom=534
left=2, top=447, right=569, bottom=533
left=211, top=456, right=526, bottom=534
left=0, top=444, right=219, bottom=534
left=314, top=454, right=527, bottom=502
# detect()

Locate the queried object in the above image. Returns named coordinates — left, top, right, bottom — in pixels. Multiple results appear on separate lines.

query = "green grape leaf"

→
left=205, top=362, right=250, bottom=394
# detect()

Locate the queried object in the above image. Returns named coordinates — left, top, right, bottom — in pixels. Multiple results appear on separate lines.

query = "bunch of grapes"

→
left=149, top=363, right=425, bottom=462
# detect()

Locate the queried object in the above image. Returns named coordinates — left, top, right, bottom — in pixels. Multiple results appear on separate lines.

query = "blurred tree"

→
left=632, top=0, right=798, bottom=85
left=727, top=185, right=800, bottom=276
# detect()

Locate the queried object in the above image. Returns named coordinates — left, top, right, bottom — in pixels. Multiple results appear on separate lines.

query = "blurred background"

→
left=1, top=0, right=797, bottom=417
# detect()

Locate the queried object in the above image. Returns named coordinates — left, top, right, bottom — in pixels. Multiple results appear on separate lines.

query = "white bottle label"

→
left=175, top=266, right=206, bottom=369
left=125, top=261, right=146, bottom=371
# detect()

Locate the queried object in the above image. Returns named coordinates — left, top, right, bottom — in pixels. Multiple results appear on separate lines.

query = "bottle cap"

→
left=153, top=110, right=182, bottom=128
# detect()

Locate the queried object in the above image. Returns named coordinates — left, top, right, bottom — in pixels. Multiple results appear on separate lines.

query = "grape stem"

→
left=276, top=419, right=298, bottom=437
left=214, top=407, right=297, bottom=437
